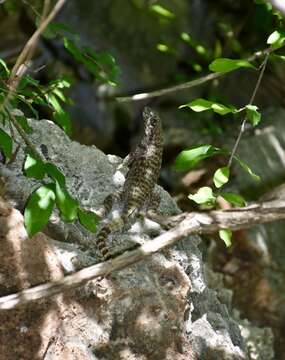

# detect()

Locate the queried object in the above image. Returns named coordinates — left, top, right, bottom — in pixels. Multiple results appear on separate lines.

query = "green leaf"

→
left=78, top=208, right=99, bottom=233
left=55, top=181, right=78, bottom=222
left=43, top=22, right=76, bottom=39
left=189, top=186, right=216, bottom=205
left=213, top=166, right=230, bottom=188
left=220, top=192, right=246, bottom=207
left=180, top=98, right=236, bottom=115
left=0, top=58, right=10, bottom=77
left=174, top=145, right=222, bottom=171
left=219, top=229, right=232, bottom=247
left=64, top=38, right=119, bottom=86
left=267, top=30, right=285, bottom=50
left=15, top=115, right=33, bottom=134
left=150, top=4, right=175, bottom=19
left=45, top=163, right=66, bottom=186
left=245, top=105, right=261, bottom=126
left=18, top=75, right=40, bottom=90
left=46, top=93, right=72, bottom=134
left=24, top=185, right=55, bottom=236
left=63, top=38, right=84, bottom=62
left=234, top=156, right=261, bottom=182
left=209, top=58, right=254, bottom=73
left=270, top=54, right=285, bottom=62
left=0, top=128, right=12, bottom=161
left=24, top=153, right=45, bottom=179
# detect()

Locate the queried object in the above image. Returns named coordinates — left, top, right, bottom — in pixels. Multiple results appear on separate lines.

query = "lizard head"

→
left=143, top=107, right=161, bottom=140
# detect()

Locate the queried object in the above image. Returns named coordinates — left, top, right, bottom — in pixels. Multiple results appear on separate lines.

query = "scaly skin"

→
left=96, top=107, right=163, bottom=259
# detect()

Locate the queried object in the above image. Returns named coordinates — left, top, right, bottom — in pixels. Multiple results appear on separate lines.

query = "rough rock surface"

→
left=0, top=118, right=273, bottom=359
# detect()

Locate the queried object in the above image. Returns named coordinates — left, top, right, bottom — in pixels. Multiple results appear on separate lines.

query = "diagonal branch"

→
left=115, top=46, right=274, bottom=103
left=1, top=198, right=285, bottom=310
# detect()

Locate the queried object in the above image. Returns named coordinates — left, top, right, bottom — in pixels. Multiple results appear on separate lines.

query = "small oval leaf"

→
left=220, top=192, right=246, bottom=207
left=213, top=166, right=230, bottom=188
left=45, top=163, right=66, bottom=186
left=55, top=181, right=78, bottom=222
left=24, top=185, right=55, bottom=237
left=24, top=153, right=46, bottom=180
left=180, top=98, right=236, bottom=115
left=209, top=58, right=254, bottom=73
left=174, top=145, right=222, bottom=171
left=189, top=186, right=216, bottom=205
left=267, top=30, right=285, bottom=50
left=219, top=229, right=232, bottom=247
left=245, top=105, right=261, bottom=126
left=78, top=208, right=99, bottom=233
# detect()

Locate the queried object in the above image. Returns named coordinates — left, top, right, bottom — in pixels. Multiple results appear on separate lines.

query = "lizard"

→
left=96, top=106, right=163, bottom=260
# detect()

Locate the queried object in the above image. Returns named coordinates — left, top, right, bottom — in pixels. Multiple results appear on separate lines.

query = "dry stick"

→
left=115, top=47, right=274, bottom=103
left=10, top=0, right=66, bottom=80
left=0, top=0, right=66, bottom=159
left=1, top=198, right=285, bottom=310
left=227, top=53, right=269, bottom=168
left=0, top=0, right=66, bottom=113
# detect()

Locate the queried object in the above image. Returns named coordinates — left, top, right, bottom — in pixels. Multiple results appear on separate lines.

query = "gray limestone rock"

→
left=0, top=117, right=272, bottom=359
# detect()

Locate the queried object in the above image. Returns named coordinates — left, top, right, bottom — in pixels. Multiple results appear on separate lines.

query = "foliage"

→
left=174, top=23, right=285, bottom=246
left=0, top=17, right=119, bottom=236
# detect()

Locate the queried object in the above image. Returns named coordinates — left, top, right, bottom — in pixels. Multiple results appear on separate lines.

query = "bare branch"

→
left=0, top=0, right=66, bottom=113
left=10, top=0, right=66, bottom=81
left=115, top=47, right=273, bottom=103
left=1, top=198, right=285, bottom=310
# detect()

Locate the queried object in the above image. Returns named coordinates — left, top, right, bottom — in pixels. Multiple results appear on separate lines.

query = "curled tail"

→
left=96, top=217, right=125, bottom=260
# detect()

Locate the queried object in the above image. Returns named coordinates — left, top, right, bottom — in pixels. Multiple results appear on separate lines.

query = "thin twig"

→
left=115, top=47, right=274, bottom=103
left=227, top=53, right=269, bottom=168
left=0, top=197, right=285, bottom=310
left=0, top=0, right=66, bottom=159
left=10, top=0, right=66, bottom=81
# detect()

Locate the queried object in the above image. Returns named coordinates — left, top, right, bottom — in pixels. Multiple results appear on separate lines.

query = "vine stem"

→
left=227, top=52, right=269, bottom=168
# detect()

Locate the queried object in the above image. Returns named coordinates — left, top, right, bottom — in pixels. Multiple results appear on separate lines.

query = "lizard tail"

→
left=96, top=226, right=112, bottom=260
left=96, top=217, right=125, bottom=260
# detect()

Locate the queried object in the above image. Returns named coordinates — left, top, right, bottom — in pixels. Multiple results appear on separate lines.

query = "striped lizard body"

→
left=96, top=107, right=163, bottom=259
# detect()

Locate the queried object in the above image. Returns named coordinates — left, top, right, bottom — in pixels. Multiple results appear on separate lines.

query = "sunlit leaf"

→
left=213, top=166, right=230, bottom=188
left=267, top=30, right=285, bottom=49
left=0, top=58, right=10, bottom=77
left=55, top=181, right=78, bottom=222
left=180, top=98, right=236, bottom=115
left=220, top=192, right=246, bottom=207
left=45, top=162, right=66, bottom=186
left=24, top=153, right=45, bottom=179
left=219, top=229, right=232, bottom=247
left=46, top=93, right=72, bottom=134
left=150, top=4, right=175, bottom=19
left=78, top=208, right=99, bottom=233
left=0, top=128, right=12, bottom=161
left=245, top=105, right=261, bottom=126
left=24, top=185, right=55, bottom=236
left=209, top=58, right=254, bottom=73
left=174, top=145, right=222, bottom=171
left=189, top=186, right=216, bottom=205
